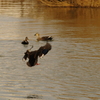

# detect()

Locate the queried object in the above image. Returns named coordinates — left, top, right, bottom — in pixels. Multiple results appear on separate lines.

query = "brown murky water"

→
left=0, top=0, right=100, bottom=100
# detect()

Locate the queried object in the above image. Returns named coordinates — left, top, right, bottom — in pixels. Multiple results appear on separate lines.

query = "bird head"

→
left=22, top=50, right=30, bottom=60
left=34, top=33, right=40, bottom=37
left=22, top=45, right=33, bottom=60
left=25, top=37, right=29, bottom=41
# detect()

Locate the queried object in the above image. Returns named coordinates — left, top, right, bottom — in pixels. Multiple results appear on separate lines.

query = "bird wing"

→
left=38, top=43, right=52, bottom=57
left=42, top=36, right=52, bottom=40
left=27, top=51, right=38, bottom=67
left=21, top=41, right=29, bottom=44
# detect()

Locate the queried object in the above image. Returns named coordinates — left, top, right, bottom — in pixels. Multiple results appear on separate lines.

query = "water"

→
left=0, top=0, right=100, bottom=100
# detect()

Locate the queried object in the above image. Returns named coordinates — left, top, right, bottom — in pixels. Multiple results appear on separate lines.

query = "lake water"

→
left=0, top=0, right=100, bottom=100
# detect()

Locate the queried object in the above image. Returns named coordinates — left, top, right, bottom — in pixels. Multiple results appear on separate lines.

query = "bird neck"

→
left=37, top=35, right=41, bottom=41
left=37, top=35, right=40, bottom=38
left=25, top=39, right=27, bottom=41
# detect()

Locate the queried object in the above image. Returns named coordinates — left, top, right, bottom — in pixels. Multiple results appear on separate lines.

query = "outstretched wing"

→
left=38, top=43, right=52, bottom=57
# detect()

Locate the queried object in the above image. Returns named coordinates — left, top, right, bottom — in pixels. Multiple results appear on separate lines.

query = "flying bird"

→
left=22, top=43, right=52, bottom=67
left=21, top=37, right=29, bottom=45
left=34, top=33, right=53, bottom=41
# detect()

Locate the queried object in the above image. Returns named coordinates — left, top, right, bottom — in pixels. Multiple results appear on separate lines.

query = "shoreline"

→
left=39, top=0, right=100, bottom=8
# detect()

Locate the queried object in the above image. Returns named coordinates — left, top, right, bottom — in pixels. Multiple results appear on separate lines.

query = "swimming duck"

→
left=21, top=37, right=29, bottom=45
left=34, top=33, right=53, bottom=41
left=22, top=43, right=52, bottom=67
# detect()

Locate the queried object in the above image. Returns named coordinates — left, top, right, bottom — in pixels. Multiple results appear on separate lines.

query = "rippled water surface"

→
left=0, top=0, right=100, bottom=100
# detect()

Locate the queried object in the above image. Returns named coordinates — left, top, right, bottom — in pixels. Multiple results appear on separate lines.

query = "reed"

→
left=39, top=0, right=100, bottom=7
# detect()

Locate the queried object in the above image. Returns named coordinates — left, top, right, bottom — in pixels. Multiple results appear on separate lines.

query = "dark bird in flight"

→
left=22, top=43, right=52, bottom=67
left=34, top=33, right=53, bottom=41
left=21, top=37, right=29, bottom=45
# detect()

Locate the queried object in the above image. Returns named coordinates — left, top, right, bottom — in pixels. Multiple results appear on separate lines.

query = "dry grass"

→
left=39, top=0, right=100, bottom=7
left=39, top=0, right=74, bottom=7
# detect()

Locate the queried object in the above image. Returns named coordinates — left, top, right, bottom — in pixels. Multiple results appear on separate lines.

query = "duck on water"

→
left=22, top=42, right=52, bottom=67
left=34, top=33, right=53, bottom=41
left=21, top=37, right=29, bottom=45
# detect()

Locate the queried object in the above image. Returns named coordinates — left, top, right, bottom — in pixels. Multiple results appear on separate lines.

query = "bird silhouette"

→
left=34, top=33, right=53, bottom=41
left=21, top=37, right=29, bottom=45
left=23, top=43, right=52, bottom=67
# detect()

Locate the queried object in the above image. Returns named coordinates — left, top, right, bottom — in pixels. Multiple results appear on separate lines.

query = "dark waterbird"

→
left=22, top=43, right=52, bottom=67
left=34, top=33, right=53, bottom=41
left=21, top=37, right=29, bottom=45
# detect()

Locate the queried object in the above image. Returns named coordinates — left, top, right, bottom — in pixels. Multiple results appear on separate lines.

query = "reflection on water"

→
left=0, top=0, right=100, bottom=100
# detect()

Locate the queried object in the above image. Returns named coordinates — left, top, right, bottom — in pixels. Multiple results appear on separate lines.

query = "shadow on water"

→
left=26, top=94, right=42, bottom=99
